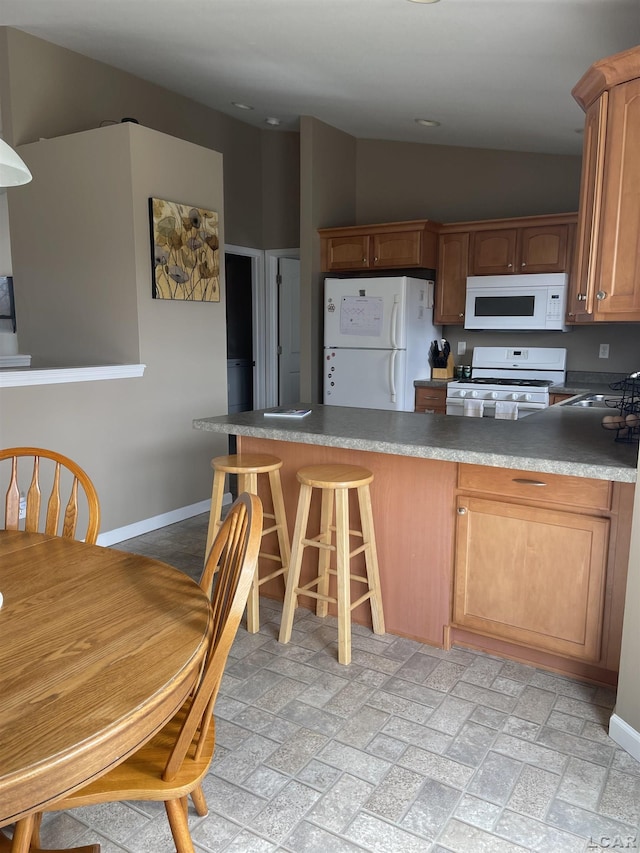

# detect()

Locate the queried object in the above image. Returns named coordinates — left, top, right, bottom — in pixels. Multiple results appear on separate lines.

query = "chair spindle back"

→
left=1, top=447, right=101, bottom=544
left=162, top=491, right=262, bottom=782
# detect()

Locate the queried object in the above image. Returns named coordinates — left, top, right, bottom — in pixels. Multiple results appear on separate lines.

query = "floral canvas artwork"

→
left=150, top=198, right=220, bottom=301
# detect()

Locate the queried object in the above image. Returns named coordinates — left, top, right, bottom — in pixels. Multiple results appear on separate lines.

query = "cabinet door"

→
left=549, top=393, right=573, bottom=406
left=453, top=496, right=609, bottom=660
left=519, top=225, right=569, bottom=273
left=415, top=386, right=447, bottom=414
left=435, top=232, right=468, bottom=324
left=372, top=230, right=422, bottom=268
left=323, top=235, right=370, bottom=271
left=593, top=78, right=640, bottom=319
left=470, top=229, right=518, bottom=275
left=569, top=96, right=607, bottom=321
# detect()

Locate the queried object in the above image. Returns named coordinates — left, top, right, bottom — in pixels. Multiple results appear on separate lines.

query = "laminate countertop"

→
left=193, top=403, right=639, bottom=483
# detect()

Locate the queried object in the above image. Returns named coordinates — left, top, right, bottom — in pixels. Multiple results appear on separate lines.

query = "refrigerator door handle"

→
left=389, top=349, right=397, bottom=402
left=390, top=296, right=400, bottom=349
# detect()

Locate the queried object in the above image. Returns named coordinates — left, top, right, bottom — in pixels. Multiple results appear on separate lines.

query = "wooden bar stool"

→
left=278, top=463, right=385, bottom=665
left=205, top=453, right=290, bottom=633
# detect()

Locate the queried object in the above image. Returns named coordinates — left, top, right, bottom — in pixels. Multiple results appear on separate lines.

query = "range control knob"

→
left=524, top=393, right=532, bottom=401
left=470, top=390, right=478, bottom=398
left=458, top=390, right=467, bottom=398
left=510, top=392, right=520, bottom=402
left=489, top=391, right=499, bottom=400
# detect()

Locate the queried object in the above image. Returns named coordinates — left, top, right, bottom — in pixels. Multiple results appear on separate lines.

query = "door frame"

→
left=224, top=244, right=266, bottom=409
left=265, top=248, right=300, bottom=406
left=224, top=245, right=300, bottom=410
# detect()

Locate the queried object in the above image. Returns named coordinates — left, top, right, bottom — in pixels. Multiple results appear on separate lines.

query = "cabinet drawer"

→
left=458, top=464, right=612, bottom=510
left=415, top=387, right=447, bottom=413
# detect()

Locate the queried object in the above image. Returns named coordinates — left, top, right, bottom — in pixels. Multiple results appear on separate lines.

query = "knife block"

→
left=432, top=354, right=455, bottom=380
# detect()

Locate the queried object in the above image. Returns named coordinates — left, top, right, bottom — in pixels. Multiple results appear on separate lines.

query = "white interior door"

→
left=278, top=257, right=301, bottom=405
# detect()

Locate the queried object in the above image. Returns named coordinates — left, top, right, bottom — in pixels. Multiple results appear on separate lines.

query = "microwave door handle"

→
left=390, top=296, right=400, bottom=349
left=388, top=349, right=397, bottom=402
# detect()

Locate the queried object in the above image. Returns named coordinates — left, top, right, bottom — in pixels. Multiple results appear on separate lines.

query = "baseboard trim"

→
left=609, top=713, right=640, bottom=763
left=97, top=494, right=231, bottom=546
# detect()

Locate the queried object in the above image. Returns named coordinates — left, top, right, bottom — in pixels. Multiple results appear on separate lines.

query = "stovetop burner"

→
left=456, top=378, right=553, bottom=387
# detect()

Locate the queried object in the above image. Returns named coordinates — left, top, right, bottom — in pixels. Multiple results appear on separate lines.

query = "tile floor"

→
left=35, top=513, right=640, bottom=853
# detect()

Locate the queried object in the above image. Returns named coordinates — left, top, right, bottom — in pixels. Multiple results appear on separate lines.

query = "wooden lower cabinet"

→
left=549, top=393, right=573, bottom=406
left=238, top=436, right=457, bottom=648
left=450, top=465, right=633, bottom=684
left=453, top=496, right=609, bottom=660
left=415, top=386, right=447, bottom=414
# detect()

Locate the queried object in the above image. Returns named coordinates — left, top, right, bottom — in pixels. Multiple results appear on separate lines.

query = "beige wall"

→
left=9, top=129, right=140, bottom=365
left=0, top=123, right=229, bottom=532
left=261, top=130, right=301, bottom=250
left=299, top=116, right=357, bottom=402
left=356, top=139, right=582, bottom=224
left=0, top=27, right=298, bottom=250
left=615, top=464, right=640, bottom=735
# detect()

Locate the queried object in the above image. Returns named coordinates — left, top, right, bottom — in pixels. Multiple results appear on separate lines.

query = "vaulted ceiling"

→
left=1, top=0, right=639, bottom=155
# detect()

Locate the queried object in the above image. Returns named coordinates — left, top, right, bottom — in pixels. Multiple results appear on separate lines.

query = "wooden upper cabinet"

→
left=322, top=234, right=370, bottom=271
left=435, top=231, right=469, bottom=324
left=319, top=220, right=440, bottom=273
left=593, top=79, right=640, bottom=318
left=570, top=45, right=640, bottom=322
left=372, top=229, right=423, bottom=268
left=470, top=223, right=571, bottom=276
left=520, top=225, right=570, bottom=272
left=568, top=96, right=607, bottom=321
left=470, top=229, right=518, bottom=275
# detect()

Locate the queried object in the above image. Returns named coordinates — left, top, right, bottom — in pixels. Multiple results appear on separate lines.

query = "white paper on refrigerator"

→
left=339, top=297, right=384, bottom=337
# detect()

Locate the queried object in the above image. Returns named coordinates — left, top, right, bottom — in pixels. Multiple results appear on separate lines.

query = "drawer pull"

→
left=512, top=478, right=547, bottom=486
left=457, top=507, right=467, bottom=515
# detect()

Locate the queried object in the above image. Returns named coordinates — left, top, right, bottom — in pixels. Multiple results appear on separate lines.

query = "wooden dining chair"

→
left=11, top=492, right=263, bottom=853
left=0, top=447, right=100, bottom=544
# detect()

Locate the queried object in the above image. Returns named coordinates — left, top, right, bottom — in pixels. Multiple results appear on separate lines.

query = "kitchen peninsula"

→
left=194, top=404, right=637, bottom=686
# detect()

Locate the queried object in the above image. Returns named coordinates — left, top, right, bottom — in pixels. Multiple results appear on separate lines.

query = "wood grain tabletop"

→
left=0, top=530, right=212, bottom=827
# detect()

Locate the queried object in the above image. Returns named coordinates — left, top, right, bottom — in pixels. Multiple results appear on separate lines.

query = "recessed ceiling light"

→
left=265, top=117, right=281, bottom=126
left=407, top=0, right=441, bottom=4
left=232, top=102, right=254, bottom=111
left=415, top=118, right=441, bottom=127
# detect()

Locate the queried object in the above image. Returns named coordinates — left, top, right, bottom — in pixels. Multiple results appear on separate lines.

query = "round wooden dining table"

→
left=0, top=529, right=212, bottom=849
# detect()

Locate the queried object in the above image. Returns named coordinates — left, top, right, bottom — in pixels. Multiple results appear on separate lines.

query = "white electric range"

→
left=445, top=346, right=567, bottom=419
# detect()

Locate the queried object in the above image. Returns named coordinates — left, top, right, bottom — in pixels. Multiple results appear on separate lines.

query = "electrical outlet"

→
left=457, top=341, right=466, bottom=356
left=599, top=343, right=610, bottom=359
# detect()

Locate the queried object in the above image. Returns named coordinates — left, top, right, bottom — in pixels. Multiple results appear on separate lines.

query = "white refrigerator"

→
left=323, top=276, right=441, bottom=411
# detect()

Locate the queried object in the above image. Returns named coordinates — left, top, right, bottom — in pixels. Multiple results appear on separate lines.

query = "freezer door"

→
left=324, top=347, right=409, bottom=410
left=324, top=277, right=412, bottom=349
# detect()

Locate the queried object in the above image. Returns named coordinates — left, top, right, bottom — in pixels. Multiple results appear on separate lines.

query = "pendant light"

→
left=0, top=138, right=32, bottom=187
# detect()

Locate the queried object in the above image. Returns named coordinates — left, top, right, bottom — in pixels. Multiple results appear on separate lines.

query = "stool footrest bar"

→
left=258, top=566, right=288, bottom=585
left=258, top=550, right=285, bottom=563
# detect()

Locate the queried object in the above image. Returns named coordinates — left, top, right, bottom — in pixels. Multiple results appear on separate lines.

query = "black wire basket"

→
left=602, top=376, right=640, bottom=442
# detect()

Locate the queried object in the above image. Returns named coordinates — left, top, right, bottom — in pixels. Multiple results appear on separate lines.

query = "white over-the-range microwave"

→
left=464, top=273, right=568, bottom=331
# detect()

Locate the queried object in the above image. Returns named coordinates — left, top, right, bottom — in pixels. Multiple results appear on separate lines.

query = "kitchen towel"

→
left=494, top=401, right=519, bottom=420
left=463, top=399, right=485, bottom=417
